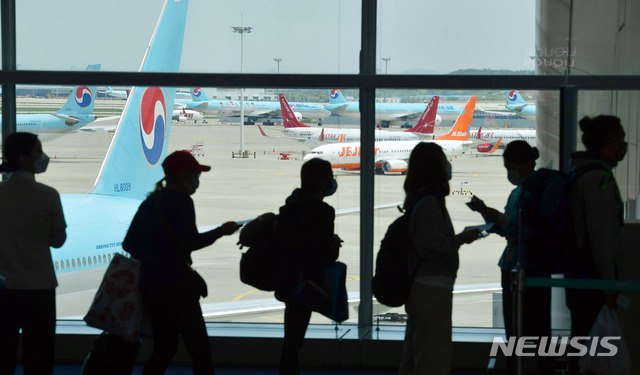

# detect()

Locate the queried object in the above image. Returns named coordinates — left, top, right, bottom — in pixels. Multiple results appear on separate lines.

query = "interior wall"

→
left=537, top=1, right=640, bottom=372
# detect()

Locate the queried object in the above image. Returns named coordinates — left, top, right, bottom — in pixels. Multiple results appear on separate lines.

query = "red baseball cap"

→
left=162, top=151, right=211, bottom=174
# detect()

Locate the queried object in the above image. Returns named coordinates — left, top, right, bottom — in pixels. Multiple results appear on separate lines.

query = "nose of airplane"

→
left=302, top=153, right=318, bottom=162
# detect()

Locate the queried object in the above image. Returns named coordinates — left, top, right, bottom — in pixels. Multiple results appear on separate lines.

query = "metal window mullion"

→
left=2, top=0, right=17, bottom=179
left=560, top=86, right=578, bottom=173
left=358, top=0, right=377, bottom=339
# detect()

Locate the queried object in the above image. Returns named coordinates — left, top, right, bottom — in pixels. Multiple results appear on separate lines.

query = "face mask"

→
left=616, top=142, right=627, bottom=162
left=324, top=179, right=338, bottom=197
left=445, top=161, right=452, bottom=181
left=34, top=153, right=50, bottom=174
left=507, top=169, right=524, bottom=186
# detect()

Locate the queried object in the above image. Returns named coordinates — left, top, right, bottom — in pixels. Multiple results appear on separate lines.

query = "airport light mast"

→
left=274, top=57, right=282, bottom=74
left=381, top=57, right=390, bottom=102
left=232, top=25, right=252, bottom=157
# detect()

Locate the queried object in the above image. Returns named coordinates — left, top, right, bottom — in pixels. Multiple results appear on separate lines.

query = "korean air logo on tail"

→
left=139, top=88, right=166, bottom=167
left=330, top=89, right=340, bottom=100
left=508, top=90, right=518, bottom=102
left=75, top=86, right=93, bottom=107
left=192, top=87, right=202, bottom=97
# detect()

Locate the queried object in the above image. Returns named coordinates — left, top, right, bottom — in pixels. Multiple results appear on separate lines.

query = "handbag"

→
left=84, top=254, right=146, bottom=341
left=579, top=306, right=632, bottom=375
left=294, top=261, right=349, bottom=323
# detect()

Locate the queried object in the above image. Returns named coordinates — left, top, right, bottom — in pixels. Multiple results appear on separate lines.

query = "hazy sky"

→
left=14, top=0, right=535, bottom=75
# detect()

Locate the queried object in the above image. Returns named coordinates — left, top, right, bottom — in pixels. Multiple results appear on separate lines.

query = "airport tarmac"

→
left=40, top=121, right=515, bottom=328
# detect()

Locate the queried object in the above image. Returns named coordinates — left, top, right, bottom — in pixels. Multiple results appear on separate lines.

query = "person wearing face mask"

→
left=275, top=158, right=342, bottom=375
left=123, top=150, right=240, bottom=375
left=471, top=140, right=554, bottom=375
left=398, top=143, right=479, bottom=375
left=565, top=115, right=627, bottom=375
left=0, top=132, right=67, bottom=375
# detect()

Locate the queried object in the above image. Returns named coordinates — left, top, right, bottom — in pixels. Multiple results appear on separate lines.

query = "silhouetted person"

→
left=399, top=143, right=478, bottom=375
left=0, top=132, right=67, bottom=375
left=566, top=115, right=627, bottom=375
left=123, top=151, right=239, bottom=375
left=473, top=140, right=552, bottom=375
left=275, top=158, right=341, bottom=375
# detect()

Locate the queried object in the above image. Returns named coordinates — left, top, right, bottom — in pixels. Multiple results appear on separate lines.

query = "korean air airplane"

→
left=0, top=64, right=100, bottom=145
left=304, top=96, right=477, bottom=174
left=505, top=90, right=536, bottom=119
left=53, top=0, right=188, bottom=308
left=104, top=86, right=130, bottom=99
left=325, top=89, right=461, bottom=127
left=260, top=94, right=438, bottom=148
left=179, top=88, right=331, bottom=125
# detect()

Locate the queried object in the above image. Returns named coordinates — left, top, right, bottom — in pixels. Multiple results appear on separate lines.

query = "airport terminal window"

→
left=15, top=1, right=361, bottom=75
left=3, top=0, right=638, bottom=336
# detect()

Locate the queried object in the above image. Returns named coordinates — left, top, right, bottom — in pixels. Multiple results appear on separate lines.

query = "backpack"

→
left=517, top=165, right=608, bottom=275
left=372, top=193, right=434, bottom=308
left=238, top=212, right=284, bottom=291
left=372, top=213, right=416, bottom=307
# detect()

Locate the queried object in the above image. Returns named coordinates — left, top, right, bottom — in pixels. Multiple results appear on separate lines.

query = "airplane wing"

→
left=82, top=115, right=121, bottom=132
left=198, top=283, right=501, bottom=322
left=50, top=114, right=82, bottom=126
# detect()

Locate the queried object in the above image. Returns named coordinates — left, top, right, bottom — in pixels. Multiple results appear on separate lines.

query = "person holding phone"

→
left=468, top=140, right=552, bottom=375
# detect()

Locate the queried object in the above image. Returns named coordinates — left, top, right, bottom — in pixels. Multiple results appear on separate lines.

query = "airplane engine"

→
left=382, top=159, right=408, bottom=173
left=477, top=143, right=493, bottom=153
left=293, top=112, right=302, bottom=121
left=435, top=114, right=442, bottom=126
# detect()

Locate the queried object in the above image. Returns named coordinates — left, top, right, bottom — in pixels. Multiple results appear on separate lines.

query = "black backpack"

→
left=238, top=212, right=284, bottom=291
left=517, top=165, right=608, bottom=275
left=372, top=193, right=433, bottom=307
left=372, top=213, right=416, bottom=307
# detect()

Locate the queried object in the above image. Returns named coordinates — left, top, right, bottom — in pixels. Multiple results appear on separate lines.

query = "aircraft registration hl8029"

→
left=0, top=64, right=100, bottom=146
left=303, top=96, right=477, bottom=174
left=257, top=93, right=439, bottom=147
left=50, top=0, right=189, bottom=312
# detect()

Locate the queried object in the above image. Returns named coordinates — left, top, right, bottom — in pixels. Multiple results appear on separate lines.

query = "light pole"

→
left=232, top=26, right=252, bottom=156
left=381, top=57, right=391, bottom=75
left=274, top=57, right=282, bottom=74
left=381, top=57, right=390, bottom=102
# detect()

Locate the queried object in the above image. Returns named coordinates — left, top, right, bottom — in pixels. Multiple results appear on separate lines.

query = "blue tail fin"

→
left=190, top=87, right=210, bottom=102
left=506, top=90, right=528, bottom=105
left=57, top=64, right=101, bottom=116
left=327, top=89, right=348, bottom=105
left=89, top=0, right=188, bottom=200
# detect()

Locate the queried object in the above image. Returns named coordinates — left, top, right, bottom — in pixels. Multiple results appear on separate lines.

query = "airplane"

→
left=469, top=126, right=536, bottom=150
left=104, top=86, right=130, bottom=100
left=172, top=107, right=205, bottom=123
left=50, top=0, right=189, bottom=309
left=504, top=90, right=536, bottom=119
left=325, top=89, right=459, bottom=127
left=303, top=96, right=477, bottom=174
left=180, top=88, right=331, bottom=125
left=0, top=64, right=100, bottom=145
left=257, top=94, right=438, bottom=147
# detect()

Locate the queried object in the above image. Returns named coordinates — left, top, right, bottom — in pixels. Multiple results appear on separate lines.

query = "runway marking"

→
left=233, top=289, right=259, bottom=301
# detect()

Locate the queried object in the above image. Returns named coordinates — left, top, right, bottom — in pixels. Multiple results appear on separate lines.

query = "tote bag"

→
left=294, top=261, right=349, bottom=323
left=84, top=254, right=145, bottom=342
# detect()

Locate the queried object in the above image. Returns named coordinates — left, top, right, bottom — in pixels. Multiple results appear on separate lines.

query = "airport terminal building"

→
left=1, top=0, right=639, bottom=373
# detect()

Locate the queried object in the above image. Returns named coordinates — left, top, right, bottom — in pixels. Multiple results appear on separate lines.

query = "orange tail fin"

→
left=435, top=96, right=476, bottom=141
